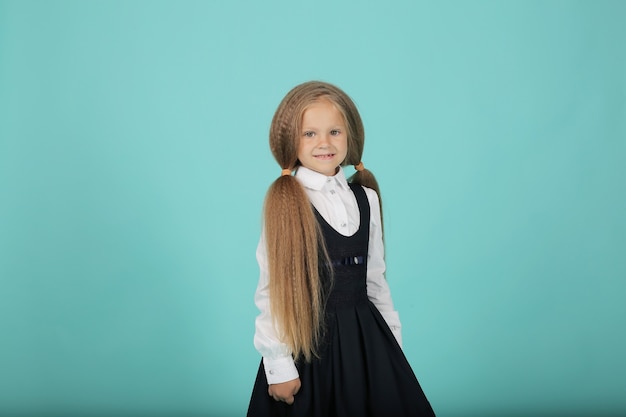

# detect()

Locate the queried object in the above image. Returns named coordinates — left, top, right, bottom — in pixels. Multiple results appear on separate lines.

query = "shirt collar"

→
left=295, top=166, right=350, bottom=191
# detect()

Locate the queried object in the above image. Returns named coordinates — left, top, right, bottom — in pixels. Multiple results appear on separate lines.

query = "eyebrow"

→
left=301, top=125, right=345, bottom=130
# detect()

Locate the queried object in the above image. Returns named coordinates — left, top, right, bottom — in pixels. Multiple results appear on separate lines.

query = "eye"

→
left=330, top=129, right=341, bottom=136
left=303, top=131, right=315, bottom=138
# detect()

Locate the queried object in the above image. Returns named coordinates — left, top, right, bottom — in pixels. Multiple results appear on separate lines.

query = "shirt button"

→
left=330, top=189, right=336, bottom=194
left=326, top=178, right=331, bottom=183
left=340, top=223, right=347, bottom=228
left=269, top=370, right=275, bottom=375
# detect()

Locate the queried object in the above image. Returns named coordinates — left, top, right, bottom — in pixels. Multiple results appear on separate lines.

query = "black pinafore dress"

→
left=248, top=184, right=435, bottom=417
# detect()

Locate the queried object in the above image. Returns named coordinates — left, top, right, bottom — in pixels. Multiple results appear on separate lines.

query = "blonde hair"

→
left=264, top=81, right=382, bottom=361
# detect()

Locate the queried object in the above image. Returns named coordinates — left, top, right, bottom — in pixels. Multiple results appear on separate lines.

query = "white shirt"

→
left=253, top=166, right=402, bottom=385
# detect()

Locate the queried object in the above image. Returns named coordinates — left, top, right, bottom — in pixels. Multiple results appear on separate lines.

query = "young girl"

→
left=247, top=81, right=435, bottom=417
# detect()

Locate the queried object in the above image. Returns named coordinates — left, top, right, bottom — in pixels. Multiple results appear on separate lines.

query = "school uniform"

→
left=248, top=166, right=435, bottom=417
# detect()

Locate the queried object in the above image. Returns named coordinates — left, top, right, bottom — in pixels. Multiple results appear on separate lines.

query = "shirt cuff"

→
left=263, top=356, right=299, bottom=385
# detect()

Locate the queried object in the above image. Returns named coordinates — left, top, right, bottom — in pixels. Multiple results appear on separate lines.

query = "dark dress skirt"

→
left=247, top=184, right=435, bottom=417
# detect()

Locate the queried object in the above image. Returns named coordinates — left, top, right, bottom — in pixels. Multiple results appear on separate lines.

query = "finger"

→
left=284, top=395, right=294, bottom=405
left=268, top=389, right=277, bottom=401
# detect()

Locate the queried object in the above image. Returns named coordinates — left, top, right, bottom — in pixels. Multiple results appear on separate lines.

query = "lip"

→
left=313, top=153, right=335, bottom=160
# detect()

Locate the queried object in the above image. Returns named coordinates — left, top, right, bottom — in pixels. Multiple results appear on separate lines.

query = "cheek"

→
left=341, top=138, right=349, bottom=153
left=296, top=142, right=309, bottom=160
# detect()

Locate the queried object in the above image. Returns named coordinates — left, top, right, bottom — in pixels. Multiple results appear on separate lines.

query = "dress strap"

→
left=348, top=183, right=370, bottom=229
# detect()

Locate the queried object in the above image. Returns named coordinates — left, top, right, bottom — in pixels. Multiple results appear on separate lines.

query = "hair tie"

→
left=281, top=169, right=292, bottom=176
left=354, top=162, right=365, bottom=172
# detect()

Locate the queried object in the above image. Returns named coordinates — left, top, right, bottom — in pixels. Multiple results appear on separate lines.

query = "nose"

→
left=317, top=133, right=330, bottom=148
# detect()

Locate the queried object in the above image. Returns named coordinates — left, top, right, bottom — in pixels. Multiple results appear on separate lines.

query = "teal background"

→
left=1, top=1, right=625, bottom=416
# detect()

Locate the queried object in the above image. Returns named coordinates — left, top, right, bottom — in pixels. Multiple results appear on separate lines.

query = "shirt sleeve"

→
left=363, top=187, right=403, bottom=348
left=253, top=232, right=300, bottom=384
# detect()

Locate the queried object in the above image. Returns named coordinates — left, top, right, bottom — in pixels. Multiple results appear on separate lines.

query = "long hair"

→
left=264, top=81, right=383, bottom=362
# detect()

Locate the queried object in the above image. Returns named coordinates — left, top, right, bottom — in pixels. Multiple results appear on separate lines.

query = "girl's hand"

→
left=268, top=378, right=301, bottom=404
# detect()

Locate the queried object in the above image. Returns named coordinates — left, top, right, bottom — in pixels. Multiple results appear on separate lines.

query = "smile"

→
left=314, top=154, right=335, bottom=160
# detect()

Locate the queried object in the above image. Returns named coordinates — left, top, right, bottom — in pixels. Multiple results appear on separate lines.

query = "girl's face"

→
left=297, top=99, right=348, bottom=176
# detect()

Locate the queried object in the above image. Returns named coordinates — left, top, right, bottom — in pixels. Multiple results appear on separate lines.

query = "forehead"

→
left=301, top=99, right=346, bottom=125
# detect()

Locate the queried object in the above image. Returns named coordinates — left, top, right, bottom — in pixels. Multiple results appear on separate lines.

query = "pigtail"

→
left=264, top=174, right=324, bottom=362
